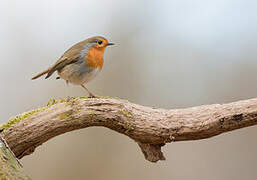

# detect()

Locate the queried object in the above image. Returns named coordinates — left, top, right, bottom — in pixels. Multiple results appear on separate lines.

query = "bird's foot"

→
left=66, top=96, right=72, bottom=102
left=88, top=93, right=97, bottom=98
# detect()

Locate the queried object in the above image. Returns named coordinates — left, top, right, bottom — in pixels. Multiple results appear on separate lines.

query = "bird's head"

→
left=84, top=36, right=114, bottom=69
left=87, top=36, right=114, bottom=49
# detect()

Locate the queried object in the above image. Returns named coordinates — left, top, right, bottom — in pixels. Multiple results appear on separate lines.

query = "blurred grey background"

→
left=0, top=0, right=257, bottom=179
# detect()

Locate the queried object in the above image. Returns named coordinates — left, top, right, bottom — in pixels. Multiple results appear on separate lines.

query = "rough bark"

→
left=0, top=135, right=30, bottom=179
left=1, top=97, right=257, bottom=162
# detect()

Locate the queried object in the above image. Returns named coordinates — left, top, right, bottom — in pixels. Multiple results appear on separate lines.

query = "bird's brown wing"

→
left=32, top=40, right=87, bottom=80
left=44, top=46, right=83, bottom=79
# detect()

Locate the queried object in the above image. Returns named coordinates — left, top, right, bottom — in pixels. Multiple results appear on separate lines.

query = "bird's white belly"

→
left=58, top=63, right=101, bottom=85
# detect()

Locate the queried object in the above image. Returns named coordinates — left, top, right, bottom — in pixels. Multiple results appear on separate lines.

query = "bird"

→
left=32, top=36, right=114, bottom=97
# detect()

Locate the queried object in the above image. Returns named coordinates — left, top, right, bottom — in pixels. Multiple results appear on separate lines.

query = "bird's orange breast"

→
left=85, top=47, right=105, bottom=69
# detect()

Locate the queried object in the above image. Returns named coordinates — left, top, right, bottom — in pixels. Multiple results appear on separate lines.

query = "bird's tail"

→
left=31, top=68, right=50, bottom=80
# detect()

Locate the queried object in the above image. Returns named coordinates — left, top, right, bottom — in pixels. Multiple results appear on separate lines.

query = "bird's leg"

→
left=81, top=84, right=96, bottom=98
left=66, top=80, right=71, bottom=101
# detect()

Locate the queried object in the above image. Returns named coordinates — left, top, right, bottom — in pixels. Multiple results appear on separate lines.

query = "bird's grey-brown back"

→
left=50, top=36, right=107, bottom=73
left=31, top=36, right=108, bottom=80
left=31, top=36, right=113, bottom=97
left=54, top=36, right=108, bottom=85
left=32, top=38, right=89, bottom=80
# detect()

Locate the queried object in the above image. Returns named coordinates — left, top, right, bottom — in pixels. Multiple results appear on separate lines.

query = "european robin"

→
left=32, top=36, right=114, bottom=97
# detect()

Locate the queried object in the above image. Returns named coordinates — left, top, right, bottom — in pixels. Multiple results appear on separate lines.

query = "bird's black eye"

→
left=97, top=40, right=103, bottom=45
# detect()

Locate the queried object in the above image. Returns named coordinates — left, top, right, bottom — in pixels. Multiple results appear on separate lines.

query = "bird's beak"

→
left=107, top=42, right=115, bottom=46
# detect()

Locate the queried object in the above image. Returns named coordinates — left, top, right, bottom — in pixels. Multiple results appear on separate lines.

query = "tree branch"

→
left=0, top=135, right=30, bottom=179
left=1, top=97, right=257, bottom=162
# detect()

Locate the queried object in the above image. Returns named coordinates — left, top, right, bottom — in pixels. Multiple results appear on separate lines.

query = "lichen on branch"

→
left=1, top=97, right=257, bottom=162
